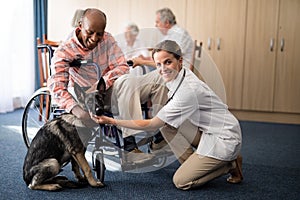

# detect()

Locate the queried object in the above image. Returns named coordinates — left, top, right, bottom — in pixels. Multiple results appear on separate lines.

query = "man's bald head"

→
left=78, top=8, right=107, bottom=50
left=81, top=8, right=107, bottom=29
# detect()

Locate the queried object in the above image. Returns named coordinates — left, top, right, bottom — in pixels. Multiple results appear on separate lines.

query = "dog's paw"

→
left=28, top=183, right=62, bottom=191
left=89, top=180, right=105, bottom=188
left=94, top=181, right=105, bottom=188
left=48, top=184, right=63, bottom=191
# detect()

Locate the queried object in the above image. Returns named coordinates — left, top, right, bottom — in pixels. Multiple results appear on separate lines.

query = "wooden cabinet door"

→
left=186, top=0, right=246, bottom=109
left=274, top=0, right=300, bottom=113
left=213, top=0, right=247, bottom=109
left=242, top=0, right=279, bottom=111
left=186, top=0, right=216, bottom=50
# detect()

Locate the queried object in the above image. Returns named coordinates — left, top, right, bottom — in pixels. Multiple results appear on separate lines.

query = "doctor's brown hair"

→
left=152, top=40, right=182, bottom=60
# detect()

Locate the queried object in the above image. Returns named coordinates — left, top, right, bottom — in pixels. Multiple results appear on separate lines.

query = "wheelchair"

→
left=22, top=49, right=175, bottom=183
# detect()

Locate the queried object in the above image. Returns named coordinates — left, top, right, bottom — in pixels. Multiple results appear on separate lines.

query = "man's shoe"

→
left=125, top=148, right=154, bottom=164
left=150, top=139, right=168, bottom=151
left=227, top=155, right=243, bottom=184
left=150, top=131, right=169, bottom=151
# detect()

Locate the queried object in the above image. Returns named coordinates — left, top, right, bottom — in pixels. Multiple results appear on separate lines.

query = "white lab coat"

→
left=157, top=68, right=242, bottom=161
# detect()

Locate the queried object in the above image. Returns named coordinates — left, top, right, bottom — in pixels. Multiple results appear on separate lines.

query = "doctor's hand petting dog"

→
left=91, top=40, right=243, bottom=190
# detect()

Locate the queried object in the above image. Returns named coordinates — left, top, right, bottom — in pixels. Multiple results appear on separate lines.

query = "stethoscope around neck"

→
left=165, top=68, right=186, bottom=105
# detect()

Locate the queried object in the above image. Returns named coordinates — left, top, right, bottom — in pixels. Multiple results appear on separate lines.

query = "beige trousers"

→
left=111, top=70, right=168, bottom=137
left=160, top=120, right=232, bottom=190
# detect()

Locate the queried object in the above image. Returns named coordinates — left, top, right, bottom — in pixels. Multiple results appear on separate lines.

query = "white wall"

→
left=48, top=0, right=98, bottom=41
left=48, top=0, right=188, bottom=43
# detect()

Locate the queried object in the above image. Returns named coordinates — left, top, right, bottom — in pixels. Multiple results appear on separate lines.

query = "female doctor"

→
left=91, top=40, right=243, bottom=190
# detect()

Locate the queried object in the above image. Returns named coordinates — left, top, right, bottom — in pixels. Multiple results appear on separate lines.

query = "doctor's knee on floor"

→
left=173, top=170, right=207, bottom=190
left=172, top=172, right=196, bottom=190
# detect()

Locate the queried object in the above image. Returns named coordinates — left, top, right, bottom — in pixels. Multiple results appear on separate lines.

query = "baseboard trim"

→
left=230, top=110, right=300, bottom=125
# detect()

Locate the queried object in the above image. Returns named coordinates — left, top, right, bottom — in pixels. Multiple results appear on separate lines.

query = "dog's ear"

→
left=74, top=82, right=89, bottom=104
left=74, top=82, right=84, bottom=99
left=97, top=77, right=106, bottom=93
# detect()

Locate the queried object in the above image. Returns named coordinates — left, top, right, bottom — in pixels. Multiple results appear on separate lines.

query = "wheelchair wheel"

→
left=95, top=153, right=105, bottom=182
left=153, top=156, right=167, bottom=168
left=22, top=87, right=52, bottom=148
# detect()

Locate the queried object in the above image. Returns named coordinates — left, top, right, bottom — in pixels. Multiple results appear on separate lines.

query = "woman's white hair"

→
left=124, top=22, right=139, bottom=36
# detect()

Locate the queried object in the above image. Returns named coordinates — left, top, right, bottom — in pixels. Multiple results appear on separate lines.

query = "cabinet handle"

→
left=270, top=38, right=274, bottom=52
left=217, top=38, right=221, bottom=50
left=280, top=38, right=285, bottom=52
left=207, top=37, right=211, bottom=50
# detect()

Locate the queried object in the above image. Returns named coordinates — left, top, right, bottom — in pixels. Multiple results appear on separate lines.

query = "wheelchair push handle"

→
left=127, top=60, right=134, bottom=67
left=69, top=59, right=102, bottom=81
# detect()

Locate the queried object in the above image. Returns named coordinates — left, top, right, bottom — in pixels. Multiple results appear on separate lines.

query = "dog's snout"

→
left=95, top=107, right=104, bottom=116
left=95, top=94, right=105, bottom=116
left=85, top=93, right=105, bottom=116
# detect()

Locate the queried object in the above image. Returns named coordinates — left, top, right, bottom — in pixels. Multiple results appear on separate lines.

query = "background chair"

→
left=192, top=40, right=226, bottom=103
left=37, top=34, right=59, bottom=89
left=36, top=35, right=59, bottom=121
left=190, top=40, right=202, bottom=71
left=42, top=34, right=60, bottom=48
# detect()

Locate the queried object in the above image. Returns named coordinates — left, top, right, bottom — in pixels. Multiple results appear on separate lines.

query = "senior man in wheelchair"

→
left=47, top=8, right=167, bottom=164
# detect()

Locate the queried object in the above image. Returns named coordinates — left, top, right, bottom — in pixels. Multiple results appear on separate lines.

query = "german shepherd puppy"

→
left=23, top=78, right=106, bottom=191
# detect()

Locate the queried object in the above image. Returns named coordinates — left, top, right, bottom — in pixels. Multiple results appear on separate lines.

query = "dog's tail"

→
left=45, top=176, right=89, bottom=188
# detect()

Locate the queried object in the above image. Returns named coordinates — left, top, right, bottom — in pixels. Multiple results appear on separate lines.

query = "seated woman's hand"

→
left=131, top=56, right=143, bottom=67
left=132, top=55, right=155, bottom=68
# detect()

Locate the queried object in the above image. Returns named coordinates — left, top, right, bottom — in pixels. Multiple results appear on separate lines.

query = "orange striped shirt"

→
left=47, top=29, right=129, bottom=112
